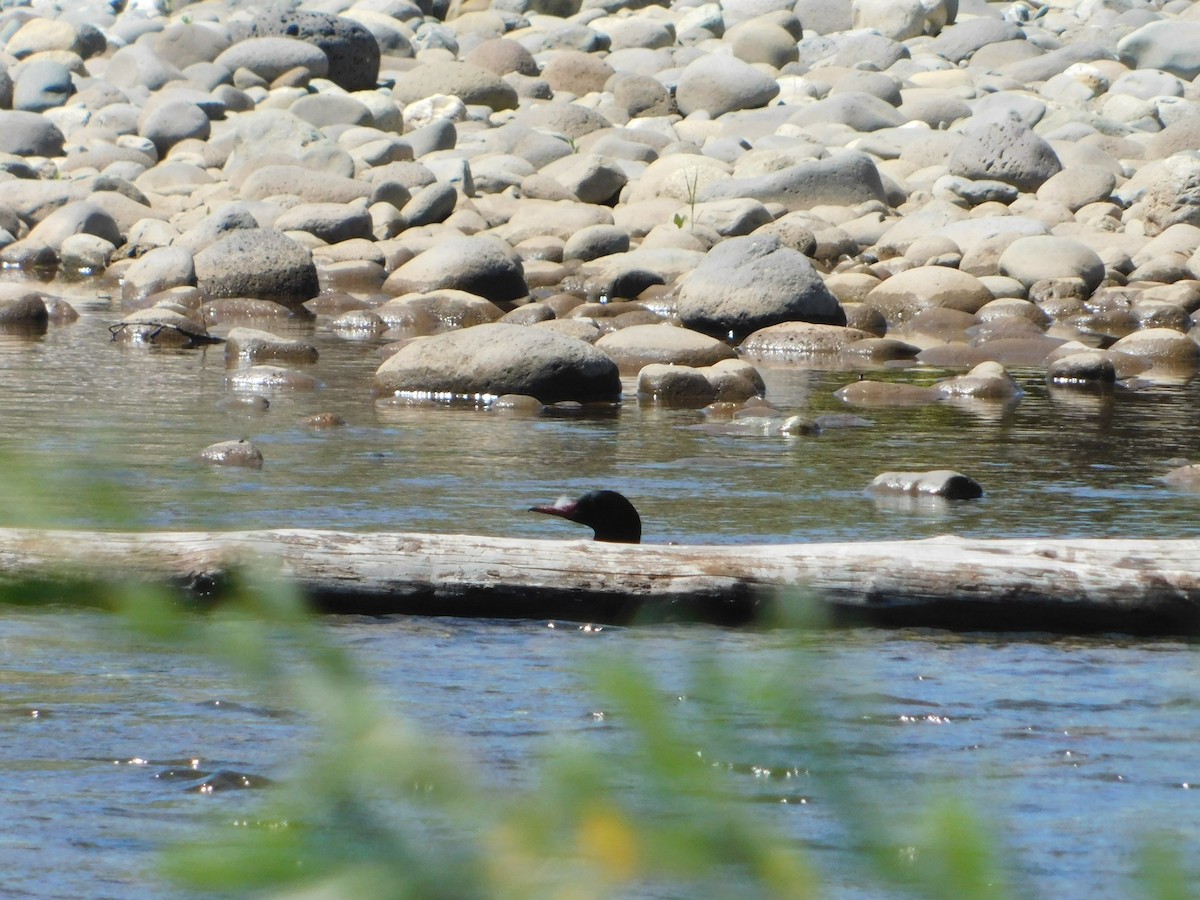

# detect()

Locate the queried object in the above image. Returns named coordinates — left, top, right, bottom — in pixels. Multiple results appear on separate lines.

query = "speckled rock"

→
left=947, top=116, right=1062, bottom=193
left=198, top=439, right=264, bottom=469
left=194, top=229, right=319, bottom=307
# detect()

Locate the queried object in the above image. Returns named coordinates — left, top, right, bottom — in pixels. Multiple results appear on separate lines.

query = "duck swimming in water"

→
left=529, top=490, right=642, bottom=544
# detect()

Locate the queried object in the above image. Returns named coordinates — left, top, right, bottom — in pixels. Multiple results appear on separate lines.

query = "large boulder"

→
left=383, top=236, right=528, bottom=304
left=194, top=229, right=319, bottom=306
left=677, top=235, right=845, bottom=340
left=374, top=322, right=621, bottom=404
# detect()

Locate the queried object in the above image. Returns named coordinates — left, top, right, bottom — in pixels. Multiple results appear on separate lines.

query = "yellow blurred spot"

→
left=577, top=805, right=638, bottom=881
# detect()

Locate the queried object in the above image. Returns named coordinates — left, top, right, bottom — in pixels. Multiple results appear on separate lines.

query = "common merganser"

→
left=529, top=490, right=642, bottom=544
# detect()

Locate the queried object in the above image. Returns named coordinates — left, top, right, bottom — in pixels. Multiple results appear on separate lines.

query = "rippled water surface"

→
left=1, top=283, right=1199, bottom=896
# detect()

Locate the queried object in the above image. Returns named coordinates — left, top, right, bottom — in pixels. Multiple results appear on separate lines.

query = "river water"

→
left=0, top=280, right=1199, bottom=896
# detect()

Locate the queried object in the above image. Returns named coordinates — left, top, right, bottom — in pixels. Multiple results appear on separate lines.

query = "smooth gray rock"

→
left=13, top=59, right=73, bottom=112
left=0, top=293, right=48, bottom=327
left=401, top=182, right=457, bottom=227
left=238, top=165, right=370, bottom=204
left=21, top=201, right=121, bottom=253
left=194, top=228, right=319, bottom=306
left=1118, top=19, right=1200, bottom=80
left=175, top=204, right=261, bottom=254
left=230, top=5, right=380, bottom=92
left=225, top=109, right=355, bottom=177
left=138, top=99, right=211, bottom=155
left=273, top=202, right=373, bottom=243
left=120, top=246, right=197, bottom=304
left=739, top=322, right=873, bottom=358
left=1109, top=327, right=1200, bottom=369
left=698, top=151, right=887, bottom=211
left=374, top=322, right=621, bottom=404
left=926, top=16, right=1022, bottom=63
left=290, top=93, right=373, bottom=128
left=999, top=41, right=1114, bottom=84
left=382, top=235, right=527, bottom=304
left=864, top=266, right=993, bottom=327
left=675, top=53, right=779, bottom=118
left=0, top=110, right=63, bottom=156
left=787, top=91, right=907, bottom=132
left=595, top=323, right=736, bottom=372
left=540, top=48, right=614, bottom=95
left=540, top=153, right=627, bottom=205
left=721, top=0, right=796, bottom=29
left=151, top=21, right=232, bottom=69
left=851, top=0, right=956, bottom=41
left=636, top=363, right=718, bottom=408
left=998, top=236, right=1106, bottom=293
left=465, top=37, right=539, bottom=77
left=215, top=36, right=329, bottom=83
left=225, top=327, right=318, bottom=365
left=934, top=361, right=1023, bottom=399
left=1046, top=350, right=1117, bottom=386
left=563, top=224, right=630, bottom=262
left=392, top=60, right=518, bottom=111
left=104, top=43, right=183, bottom=91
left=678, top=234, right=845, bottom=339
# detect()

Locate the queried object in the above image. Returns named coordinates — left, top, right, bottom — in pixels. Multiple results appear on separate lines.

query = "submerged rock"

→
left=198, top=439, right=264, bottom=469
left=867, top=470, right=984, bottom=500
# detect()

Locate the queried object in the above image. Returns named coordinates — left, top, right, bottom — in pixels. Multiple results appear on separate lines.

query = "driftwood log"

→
left=1, top=528, right=1199, bottom=633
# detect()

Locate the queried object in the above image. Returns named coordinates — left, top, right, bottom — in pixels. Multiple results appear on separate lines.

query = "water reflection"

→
left=0, top=283, right=1192, bottom=546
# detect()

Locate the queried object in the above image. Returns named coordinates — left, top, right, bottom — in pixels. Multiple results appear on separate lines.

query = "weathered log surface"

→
left=2, top=528, right=1200, bottom=633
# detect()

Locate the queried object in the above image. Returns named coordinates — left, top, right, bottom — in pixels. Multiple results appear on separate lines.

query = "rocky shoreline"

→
left=1, top=0, right=1199, bottom=460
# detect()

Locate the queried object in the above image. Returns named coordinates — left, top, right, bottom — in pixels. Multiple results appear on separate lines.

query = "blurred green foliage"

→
left=137, top=571, right=1019, bottom=900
